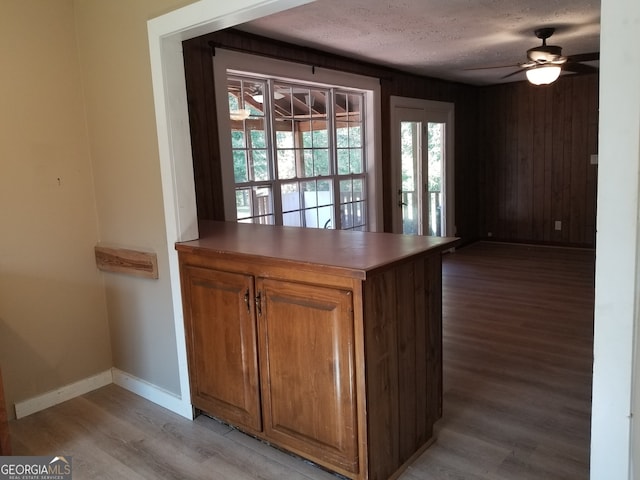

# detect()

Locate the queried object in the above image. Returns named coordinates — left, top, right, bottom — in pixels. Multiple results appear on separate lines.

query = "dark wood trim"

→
left=183, top=38, right=225, bottom=221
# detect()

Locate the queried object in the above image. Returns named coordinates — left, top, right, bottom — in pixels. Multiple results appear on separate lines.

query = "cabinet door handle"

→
left=244, top=289, right=250, bottom=312
left=255, top=291, right=262, bottom=316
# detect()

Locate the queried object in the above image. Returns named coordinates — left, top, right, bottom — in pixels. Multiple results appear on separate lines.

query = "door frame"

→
left=390, top=96, right=455, bottom=237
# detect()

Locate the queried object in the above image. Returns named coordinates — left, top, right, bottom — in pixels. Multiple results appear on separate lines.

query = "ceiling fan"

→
left=472, top=28, right=599, bottom=85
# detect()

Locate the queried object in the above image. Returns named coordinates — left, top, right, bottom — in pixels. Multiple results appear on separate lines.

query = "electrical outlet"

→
left=487, top=232, right=493, bottom=237
left=590, top=154, right=598, bottom=165
left=554, top=220, right=562, bottom=231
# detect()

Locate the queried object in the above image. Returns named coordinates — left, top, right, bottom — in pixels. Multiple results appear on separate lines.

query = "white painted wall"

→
left=591, top=0, right=640, bottom=478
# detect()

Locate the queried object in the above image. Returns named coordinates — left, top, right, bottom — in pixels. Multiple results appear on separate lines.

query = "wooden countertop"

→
left=176, top=221, right=458, bottom=278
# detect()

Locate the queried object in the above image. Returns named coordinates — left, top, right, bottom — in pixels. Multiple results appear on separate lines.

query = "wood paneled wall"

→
left=182, top=29, right=479, bottom=241
left=183, top=28, right=598, bottom=248
left=477, top=75, right=599, bottom=247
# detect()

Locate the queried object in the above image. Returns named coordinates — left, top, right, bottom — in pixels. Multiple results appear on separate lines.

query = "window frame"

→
left=213, top=49, right=383, bottom=232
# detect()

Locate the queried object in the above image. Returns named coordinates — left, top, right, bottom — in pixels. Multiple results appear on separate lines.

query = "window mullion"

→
left=326, top=89, right=340, bottom=230
left=266, top=79, right=282, bottom=225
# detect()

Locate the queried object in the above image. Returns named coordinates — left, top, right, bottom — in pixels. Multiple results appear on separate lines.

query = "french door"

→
left=390, top=97, right=454, bottom=237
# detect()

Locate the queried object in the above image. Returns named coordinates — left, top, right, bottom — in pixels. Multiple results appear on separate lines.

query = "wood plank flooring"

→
left=8, top=241, right=594, bottom=479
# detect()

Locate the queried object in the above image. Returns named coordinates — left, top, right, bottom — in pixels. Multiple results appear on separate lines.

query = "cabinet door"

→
left=257, top=278, right=358, bottom=474
left=182, top=266, right=261, bottom=432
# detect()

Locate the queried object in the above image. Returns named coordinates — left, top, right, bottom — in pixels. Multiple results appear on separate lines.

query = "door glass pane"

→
left=400, top=121, right=421, bottom=235
left=428, top=122, right=444, bottom=236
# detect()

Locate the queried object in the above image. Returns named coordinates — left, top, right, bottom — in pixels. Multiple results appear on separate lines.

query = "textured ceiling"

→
left=237, top=0, right=601, bottom=86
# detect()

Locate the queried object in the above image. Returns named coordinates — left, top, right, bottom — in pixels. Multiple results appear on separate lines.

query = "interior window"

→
left=227, top=74, right=367, bottom=231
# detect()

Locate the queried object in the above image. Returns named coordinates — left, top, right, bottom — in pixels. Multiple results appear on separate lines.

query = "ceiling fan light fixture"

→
left=229, top=108, right=251, bottom=121
left=251, top=91, right=284, bottom=103
left=526, top=65, right=562, bottom=85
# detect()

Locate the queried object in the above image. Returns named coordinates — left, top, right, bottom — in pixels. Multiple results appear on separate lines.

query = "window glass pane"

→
left=283, top=211, right=301, bottom=227
left=228, top=92, right=240, bottom=111
left=301, top=180, right=317, bottom=207
left=340, top=179, right=352, bottom=201
left=336, top=127, right=349, bottom=148
left=313, top=128, right=329, bottom=147
left=353, top=201, right=366, bottom=228
left=318, top=206, right=333, bottom=229
left=245, top=94, right=264, bottom=116
left=274, top=84, right=293, bottom=116
left=236, top=186, right=273, bottom=221
left=250, top=128, right=266, bottom=149
left=233, top=150, right=248, bottom=183
left=276, top=129, right=294, bottom=149
left=339, top=178, right=366, bottom=231
left=303, top=150, right=314, bottom=177
left=303, top=208, right=319, bottom=228
left=350, top=149, right=363, bottom=174
left=251, top=150, right=269, bottom=181
left=346, top=94, right=362, bottom=119
left=337, top=149, right=350, bottom=174
left=353, top=178, right=364, bottom=196
left=341, top=203, right=354, bottom=229
left=301, top=126, right=312, bottom=148
left=235, top=189, right=250, bottom=220
left=277, top=148, right=296, bottom=179
left=317, top=180, right=332, bottom=210
left=231, top=130, right=245, bottom=149
left=349, top=125, right=362, bottom=148
left=281, top=182, right=300, bottom=212
left=242, top=79, right=266, bottom=116
left=313, top=149, right=330, bottom=176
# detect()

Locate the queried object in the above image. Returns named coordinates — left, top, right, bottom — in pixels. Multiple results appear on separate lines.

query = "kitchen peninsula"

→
left=176, top=221, right=457, bottom=480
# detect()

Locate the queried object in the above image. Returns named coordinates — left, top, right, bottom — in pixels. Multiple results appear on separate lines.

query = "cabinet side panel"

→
left=364, top=255, right=442, bottom=479
left=413, top=258, right=429, bottom=445
left=363, top=268, right=400, bottom=479
left=396, top=262, right=418, bottom=461
left=426, top=255, right=444, bottom=425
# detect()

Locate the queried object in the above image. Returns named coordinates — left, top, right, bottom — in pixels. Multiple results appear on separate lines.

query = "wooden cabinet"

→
left=181, top=266, right=261, bottom=432
left=258, top=278, right=358, bottom=473
left=177, top=221, right=457, bottom=480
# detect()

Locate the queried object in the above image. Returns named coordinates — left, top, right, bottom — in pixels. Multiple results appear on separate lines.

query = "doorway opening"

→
left=390, top=97, right=454, bottom=237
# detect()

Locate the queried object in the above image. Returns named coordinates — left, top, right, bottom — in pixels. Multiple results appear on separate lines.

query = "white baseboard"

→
left=13, top=368, right=194, bottom=420
left=14, top=370, right=113, bottom=419
left=111, top=368, right=193, bottom=419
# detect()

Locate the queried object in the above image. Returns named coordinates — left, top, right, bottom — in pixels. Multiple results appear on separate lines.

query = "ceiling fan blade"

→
left=564, top=62, right=599, bottom=74
left=501, top=69, right=526, bottom=79
left=464, top=64, right=521, bottom=71
left=567, top=52, right=600, bottom=63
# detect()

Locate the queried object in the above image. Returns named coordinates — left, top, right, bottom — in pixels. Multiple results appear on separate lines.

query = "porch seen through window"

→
left=227, top=75, right=368, bottom=231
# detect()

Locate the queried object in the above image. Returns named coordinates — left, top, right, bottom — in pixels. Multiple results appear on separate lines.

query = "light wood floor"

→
left=8, top=242, right=594, bottom=479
